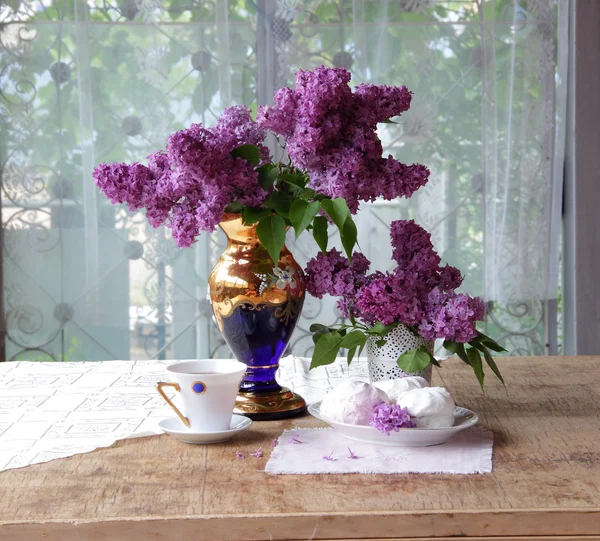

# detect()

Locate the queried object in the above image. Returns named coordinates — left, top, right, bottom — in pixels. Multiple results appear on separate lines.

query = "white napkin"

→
left=265, top=427, right=493, bottom=475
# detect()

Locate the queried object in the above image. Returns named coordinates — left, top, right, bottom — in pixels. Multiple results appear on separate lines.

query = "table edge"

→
left=1, top=508, right=600, bottom=540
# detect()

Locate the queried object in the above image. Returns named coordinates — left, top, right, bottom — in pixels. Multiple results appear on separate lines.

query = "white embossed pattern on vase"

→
left=366, top=325, right=433, bottom=383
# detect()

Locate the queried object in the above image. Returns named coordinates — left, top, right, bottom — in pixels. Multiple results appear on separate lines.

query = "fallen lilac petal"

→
left=288, top=434, right=302, bottom=444
left=347, top=447, right=360, bottom=459
left=235, top=450, right=245, bottom=459
left=322, top=451, right=337, bottom=462
left=271, top=438, right=278, bottom=449
left=250, top=447, right=263, bottom=458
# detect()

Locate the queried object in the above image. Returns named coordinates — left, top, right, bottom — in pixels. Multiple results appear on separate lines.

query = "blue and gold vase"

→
left=208, top=213, right=307, bottom=420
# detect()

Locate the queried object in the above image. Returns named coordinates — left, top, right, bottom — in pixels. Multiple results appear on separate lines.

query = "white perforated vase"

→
left=366, top=324, right=434, bottom=383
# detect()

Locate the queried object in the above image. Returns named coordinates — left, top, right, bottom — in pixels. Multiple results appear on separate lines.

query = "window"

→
left=0, top=0, right=565, bottom=361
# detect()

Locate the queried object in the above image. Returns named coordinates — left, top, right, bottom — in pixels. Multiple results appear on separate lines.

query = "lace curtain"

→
left=0, top=0, right=567, bottom=362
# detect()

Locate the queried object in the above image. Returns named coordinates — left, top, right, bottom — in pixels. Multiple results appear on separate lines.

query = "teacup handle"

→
left=156, top=382, right=190, bottom=428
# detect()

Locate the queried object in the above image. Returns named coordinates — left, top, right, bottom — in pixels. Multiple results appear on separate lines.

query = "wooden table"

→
left=0, top=356, right=599, bottom=541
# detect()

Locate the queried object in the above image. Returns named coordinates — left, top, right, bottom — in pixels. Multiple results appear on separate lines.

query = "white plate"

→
left=158, top=414, right=252, bottom=444
left=308, top=402, right=478, bottom=447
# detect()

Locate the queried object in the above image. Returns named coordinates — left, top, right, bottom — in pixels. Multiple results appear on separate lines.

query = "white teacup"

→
left=156, top=359, right=246, bottom=432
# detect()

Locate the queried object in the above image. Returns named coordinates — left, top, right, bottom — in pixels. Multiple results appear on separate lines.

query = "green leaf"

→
left=466, top=347, right=485, bottom=389
left=264, top=191, right=294, bottom=217
left=231, top=144, right=261, bottom=166
left=320, top=197, right=350, bottom=231
left=340, top=215, right=358, bottom=261
left=301, top=187, right=316, bottom=199
left=368, top=322, right=387, bottom=335
left=405, top=325, right=420, bottom=337
left=482, top=348, right=504, bottom=385
left=309, top=323, right=331, bottom=333
left=310, top=323, right=332, bottom=345
left=357, top=340, right=367, bottom=359
left=257, top=165, right=279, bottom=190
left=312, top=331, right=329, bottom=345
left=456, top=344, right=469, bottom=364
left=381, top=118, right=399, bottom=124
left=473, top=331, right=507, bottom=352
left=256, top=214, right=287, bottom=264
left=310, top=332, right=345, bottom=370
left=443, top=339, right=459, bottom=354
left=312, top=216, right=328, bottom=253
left=339, top=330, right=367, bottom=350
left=429, top=354, right=441, bottom=368
left=474, top=343, right=505, bottom=385
left=289, top=200, right=321, bottom=239
left=280, top=173, right=307, bottom=188
left=242, top=207, right=270, bottom=225
left=444, top=340, right=469, bottom=364
left=224, top=202, right=242, bottom=213
left=347, top=345, right=358, bottom=366
left=482, top=339, right=506, bottom=353
left=397, top=346, right=432, bottom=373
left=367, top=321, right=397, bottom=336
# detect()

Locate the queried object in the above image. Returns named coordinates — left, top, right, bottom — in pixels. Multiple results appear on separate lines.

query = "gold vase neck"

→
left=219, top=213, right=259, bottom=244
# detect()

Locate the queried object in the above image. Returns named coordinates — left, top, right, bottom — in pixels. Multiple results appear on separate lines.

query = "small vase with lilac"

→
left=305, top=219, right=506, bottom=388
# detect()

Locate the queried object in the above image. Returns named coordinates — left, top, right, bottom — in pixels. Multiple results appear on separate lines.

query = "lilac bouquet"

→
left=93, top=67, right=429, bottom=264
left=93, top=66, right=503, bottom=385
left=305, top=221, right=505, bottom=387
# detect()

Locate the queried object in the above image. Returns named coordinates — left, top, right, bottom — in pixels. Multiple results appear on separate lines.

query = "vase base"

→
left=234, top=387, right=307, bottom=421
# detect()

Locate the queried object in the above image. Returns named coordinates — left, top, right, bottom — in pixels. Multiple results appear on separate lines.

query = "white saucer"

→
left=308, top=402, right=478, bottom=447
left=158, top=414, right=252, bottom=444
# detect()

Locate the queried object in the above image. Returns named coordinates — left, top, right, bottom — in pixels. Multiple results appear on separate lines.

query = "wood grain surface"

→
left=0, top=356, right=599, bottom=541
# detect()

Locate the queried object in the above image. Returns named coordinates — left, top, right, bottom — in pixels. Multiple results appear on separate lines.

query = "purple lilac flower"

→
left=250, top=447, right=263, bottom=458
left=93, top=163, right=148, bottom=211
left=235, top=450, right=245, bottom=459
left=439, top=264, right=463, bottom=291
left=335, top=297, right=352, bottom=319
left=144, top=152, right=177, bottom=227
left=258, top=67, right=429, bottom=212
left=304, top=249, right=369, bottom=299
left=271, top=438, right=279, bottom=449
left=304, top=219, right=485, bottom=343
left=390, top=219, right=440, bottom=273
left=370, top=402, right=416, bottom=435
left=288, top=434, right=302, bottom=444
left=215, top=105, right=271, bottom=162
left=168, top=200, right=201, bottom=249
left=352, top=83, right=413, bottom=126
left=354, top=271, right=426, bottom=326
left=94, top=106, right=270, bottom=247
left=419, top=291, right=485, bottom=343
left=347, top=447, right=359, bottom=459
left=351, top=252, right=371, bottom=275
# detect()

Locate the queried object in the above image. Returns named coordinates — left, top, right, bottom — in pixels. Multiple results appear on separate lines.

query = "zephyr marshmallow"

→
left=396, top=387, right=455, bottom=428
left=320, top=381, right=389, bottom=425
left=373, top=376, right=429, bottom=403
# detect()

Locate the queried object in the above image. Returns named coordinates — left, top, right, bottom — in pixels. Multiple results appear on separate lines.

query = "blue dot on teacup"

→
left=191, top=381, right=206, bottom=394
